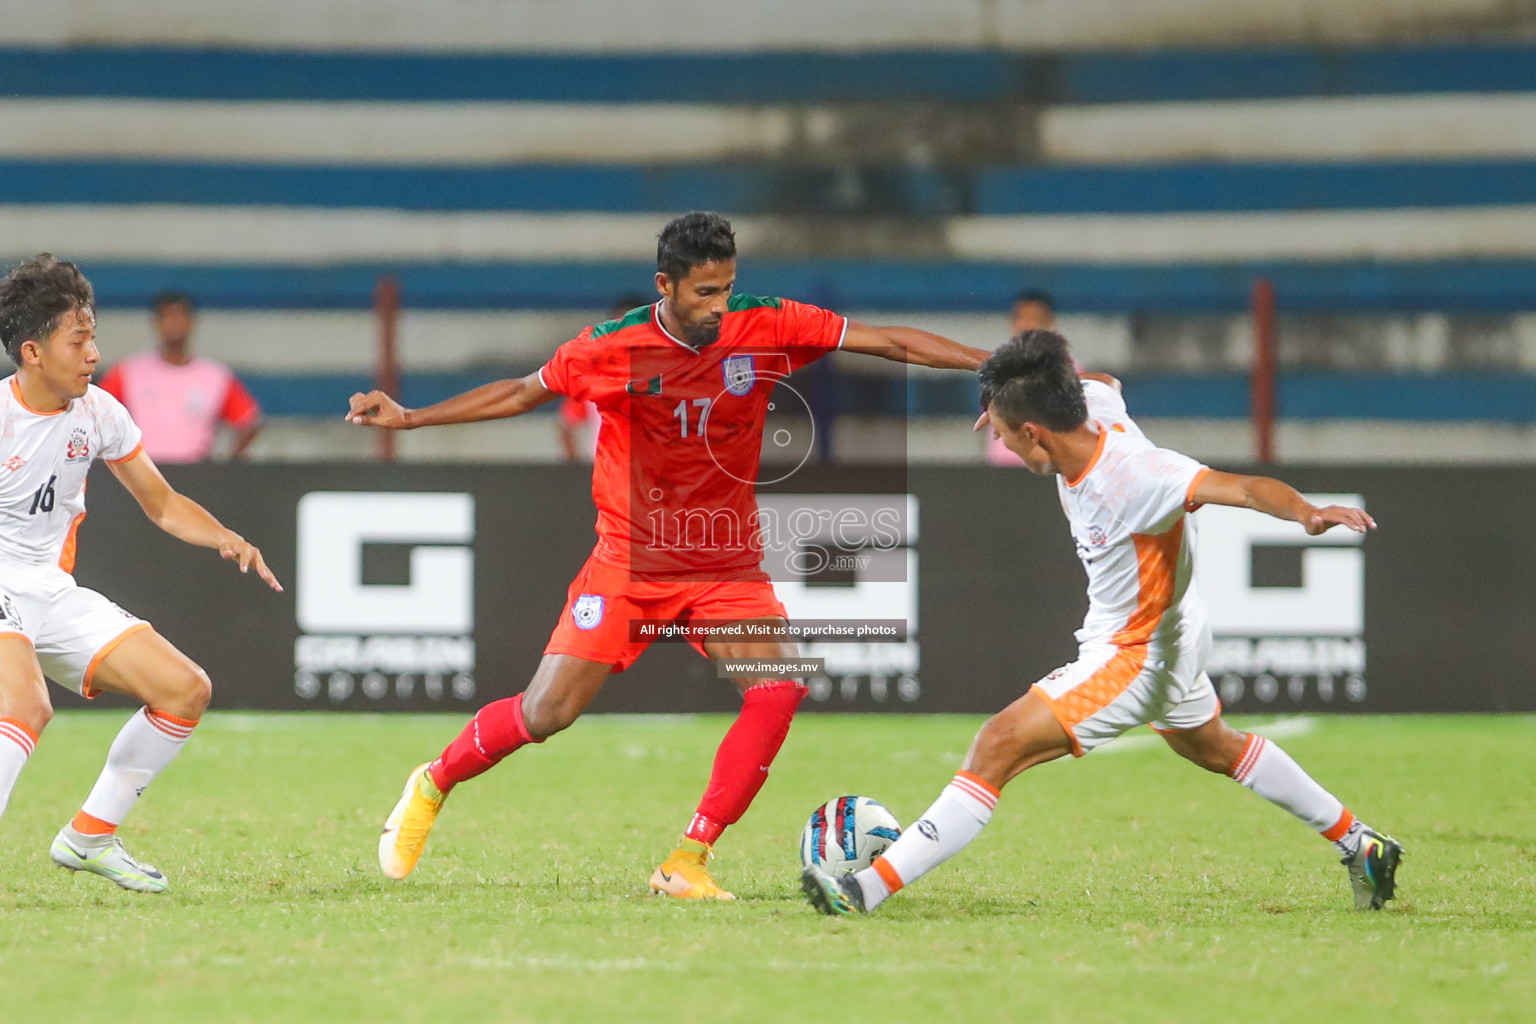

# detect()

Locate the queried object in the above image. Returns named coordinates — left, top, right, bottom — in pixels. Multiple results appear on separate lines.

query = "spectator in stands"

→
left=987, top=289, right=1058, bottom=465
left=98, top=291, right=262, bottom=462
left=558, top=294, right=651, bottom=462
left=1011, top=288, right=1055, bottom=335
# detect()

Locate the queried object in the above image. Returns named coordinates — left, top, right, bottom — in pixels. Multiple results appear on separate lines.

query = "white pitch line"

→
left=1095, top=716, right=1317, bottom=756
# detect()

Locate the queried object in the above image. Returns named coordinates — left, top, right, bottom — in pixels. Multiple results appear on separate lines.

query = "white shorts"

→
left=0, top=562, right=151, bottom=698
left=1031, top=641, right=1219, bottom=756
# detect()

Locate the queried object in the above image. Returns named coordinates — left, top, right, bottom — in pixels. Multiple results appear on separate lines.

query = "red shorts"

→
left=544, top=554, right=789, bottom=672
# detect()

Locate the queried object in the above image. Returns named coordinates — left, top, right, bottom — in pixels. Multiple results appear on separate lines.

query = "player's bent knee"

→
left=161, top=662, right=212, bottom=720
left=18, top=693, right=53, bottom=733
left=1164, top=721, right=1246, bottom=774
left=2, top=680, right=53, bottom=734
left=520, top=691, right=582, bottom=740
left=968, top=714, right=1028, bottom=781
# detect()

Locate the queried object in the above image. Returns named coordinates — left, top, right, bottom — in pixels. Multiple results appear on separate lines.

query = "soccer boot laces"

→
left=379, top=762, right=447, bottom=880
left=1343, top=829, right=1404, bottom=910
left=648, top=838, right=736, bottom=900
left=50, top=827, right=169, bottom=893
left=800, top=863, right=867, bottom=916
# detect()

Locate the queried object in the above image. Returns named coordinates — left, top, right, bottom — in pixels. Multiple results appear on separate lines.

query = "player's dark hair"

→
left=656, top=212, right=736, bottom=281
left=152, top=289, right=195, bottom=313
left=1013, top=288, right=1054, bottom=311
left=0, top=254, right=95, bottom=365
left=978, top=329, right=1086, bottom=431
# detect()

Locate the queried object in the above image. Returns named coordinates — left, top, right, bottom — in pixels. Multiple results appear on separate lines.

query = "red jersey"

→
left=538, top=295, right=846, bottom=576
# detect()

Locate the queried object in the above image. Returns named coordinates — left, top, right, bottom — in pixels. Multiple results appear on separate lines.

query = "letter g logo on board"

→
left=1195, top=492, right=1364, bottom=637
left=296, top=492, right=474, bottom=635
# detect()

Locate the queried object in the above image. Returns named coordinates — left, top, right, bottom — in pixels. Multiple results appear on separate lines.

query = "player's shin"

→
left=685, top=680, right=806, bottom=845
left=0, top=717, right=38, bottom=820
left=430, top=693, right=543, bottom=793
left=1228, top=733, right=1368, bottom=854
left=851, top=771, right=999, bottom=911
left=72, top=708, right=197, bottom=835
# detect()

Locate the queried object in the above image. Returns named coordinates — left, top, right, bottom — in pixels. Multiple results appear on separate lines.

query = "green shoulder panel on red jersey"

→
left=727, top=294, right=782, bottom=312
left=591, top=304, right=655, bottom=339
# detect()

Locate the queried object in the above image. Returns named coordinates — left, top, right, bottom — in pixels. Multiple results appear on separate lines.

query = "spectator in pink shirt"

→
left=98, top=292, right=262, bottom=463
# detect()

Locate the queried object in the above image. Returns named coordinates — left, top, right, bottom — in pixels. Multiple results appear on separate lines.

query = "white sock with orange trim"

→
left=850, top=770, right=1000, bottom=911
left=0, top=717, right=39, bottom=820
left=71, top=708, right=198, bottom=839
left=1228, top=733, right=1368, bottom=856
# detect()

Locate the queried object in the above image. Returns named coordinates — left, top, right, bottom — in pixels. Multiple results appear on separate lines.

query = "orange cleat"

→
left=378, top=762, right=446, bottom=880
left=648, top=838, right=736, bottom=900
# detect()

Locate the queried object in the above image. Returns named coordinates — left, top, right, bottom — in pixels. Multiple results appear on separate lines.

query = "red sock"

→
left=429, top=693, right=542, bottom=793
left=685, top=680, right=806, bottom=845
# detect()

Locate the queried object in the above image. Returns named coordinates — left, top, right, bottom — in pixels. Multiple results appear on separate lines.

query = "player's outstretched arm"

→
left=107, top=451, right=283, bottom=591
left=1192, top=470, right=1377, bottom=536
left=346, top=371, right=557, bottom=429
left=840, top=321, right=990, bottom=370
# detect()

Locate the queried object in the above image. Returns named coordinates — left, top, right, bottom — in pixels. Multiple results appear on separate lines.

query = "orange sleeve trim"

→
left=81, top=622, right=153, bottom=698
left=872, top=855, right=904, bottom=895
left=0, top=631, right=33, bottom=647
left=1184, top=467, right=1213, bottom=512
left=107, top=441, right=145, bottom=465
left=1321, top=809, right=1357, bottom=842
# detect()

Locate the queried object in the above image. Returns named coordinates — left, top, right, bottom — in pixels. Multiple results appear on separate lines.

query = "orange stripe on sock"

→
left=955, top=770, right=1000, bottom=800
left=146, top=709, right=199, bottom=739
left=872, top=855, right=904, bottom=895
left=0, top=717, right=38, bottom=755
left=1228, top=733, right=1262, bottom=780
left=950, top=778, right=993, bottom=808
left=950, top=773, right=1000, bottom=811
left=1321, top=809, right=1356, bottom=842
left=72, top=809, right=117, bottom=836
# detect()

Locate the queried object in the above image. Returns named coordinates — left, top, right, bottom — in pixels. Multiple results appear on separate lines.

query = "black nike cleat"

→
left=1344, top=829, right=1405, bottom=910
left=801, top=865, right=867, bottom=916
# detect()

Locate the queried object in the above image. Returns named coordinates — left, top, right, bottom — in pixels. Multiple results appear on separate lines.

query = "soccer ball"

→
left=800, top=796, right=902, bottom=875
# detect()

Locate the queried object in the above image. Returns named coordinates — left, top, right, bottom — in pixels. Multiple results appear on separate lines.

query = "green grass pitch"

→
left=1, top=712, right=1532, bottom=1023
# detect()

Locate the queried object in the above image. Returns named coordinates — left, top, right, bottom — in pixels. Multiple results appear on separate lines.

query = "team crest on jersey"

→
left=572, top=594, right=604, bottom=630
left=2, top=456, right=24, bottom=472
left=65, top=428, right=90, bottom=463
left=723, top=355, right=755, bottom=396
left=1087, top=524, right=1108, bottom=547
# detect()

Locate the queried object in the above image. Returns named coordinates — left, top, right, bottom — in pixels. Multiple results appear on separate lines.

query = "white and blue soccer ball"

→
left=800, top=796, right=902, bottom=875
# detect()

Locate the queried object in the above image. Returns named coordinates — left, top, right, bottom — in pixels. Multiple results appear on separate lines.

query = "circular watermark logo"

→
left=702, top=376, right=816, bottom=486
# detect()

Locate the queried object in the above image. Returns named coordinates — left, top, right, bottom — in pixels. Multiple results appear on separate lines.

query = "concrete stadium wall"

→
left=5, top=0, right=1530, bottom=50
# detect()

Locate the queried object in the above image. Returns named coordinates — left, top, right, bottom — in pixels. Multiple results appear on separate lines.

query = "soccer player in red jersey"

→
left=348, top=212, right=989, bottom=898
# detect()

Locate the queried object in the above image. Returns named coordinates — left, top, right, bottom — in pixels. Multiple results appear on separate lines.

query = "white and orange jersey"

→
left=1059, top=379, right=1210, bottom=653
left=0, top=376, right=143, bottom=570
